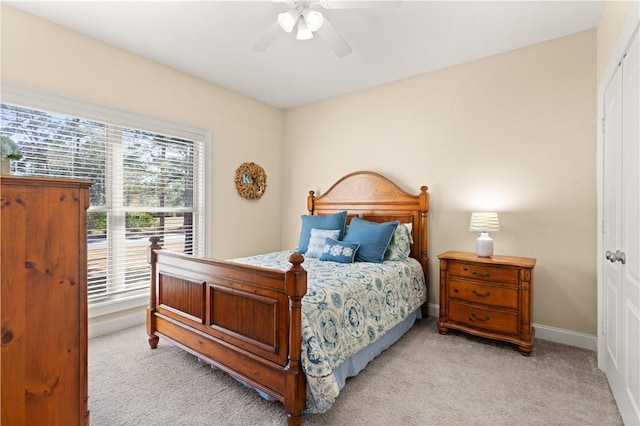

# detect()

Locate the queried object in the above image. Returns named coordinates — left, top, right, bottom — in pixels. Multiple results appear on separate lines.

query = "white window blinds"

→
left=1, top=87, right=206, bottom=305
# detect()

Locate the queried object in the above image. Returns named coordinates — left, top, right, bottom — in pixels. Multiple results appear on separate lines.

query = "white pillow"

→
left=384, top=223, right=413, bottom=260
left=305, top=228, right=341, bottom=258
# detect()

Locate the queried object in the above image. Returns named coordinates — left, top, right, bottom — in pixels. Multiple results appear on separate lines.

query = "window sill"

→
left=88, top=292, right=149, bottom=319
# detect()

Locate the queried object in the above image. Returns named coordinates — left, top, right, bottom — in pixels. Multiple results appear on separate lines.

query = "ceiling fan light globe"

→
left=277, top=10, right=298, bottom=33
left=303, top=9, right=323, bottom=32
left=296, top=18, right=313, bottom=40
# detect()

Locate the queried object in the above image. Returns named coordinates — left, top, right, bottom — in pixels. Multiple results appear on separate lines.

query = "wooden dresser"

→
left=1, top=176, right=92, bottom=425
left=437, top=251, right=536, bottom=356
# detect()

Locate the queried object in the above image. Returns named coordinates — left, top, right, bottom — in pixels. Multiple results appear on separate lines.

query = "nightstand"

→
left=437, top=251, right=536, bottom=356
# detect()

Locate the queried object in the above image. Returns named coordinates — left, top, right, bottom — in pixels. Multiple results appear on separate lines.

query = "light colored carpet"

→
left=88, top=317, right=622, bottom=425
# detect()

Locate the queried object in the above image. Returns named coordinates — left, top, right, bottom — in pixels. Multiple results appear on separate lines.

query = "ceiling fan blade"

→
left=318, top=0, right=401, bottom=9
left=316, top=17, right=352, bottom=57
left=252, top=21, right=282, bottom=52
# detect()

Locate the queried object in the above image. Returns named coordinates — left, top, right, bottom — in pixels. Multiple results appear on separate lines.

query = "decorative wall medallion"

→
left=235, top=162, right=267, bottom=200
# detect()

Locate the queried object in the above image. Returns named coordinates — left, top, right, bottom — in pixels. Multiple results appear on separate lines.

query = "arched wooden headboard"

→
left=307, top=171, right=430, bottom=292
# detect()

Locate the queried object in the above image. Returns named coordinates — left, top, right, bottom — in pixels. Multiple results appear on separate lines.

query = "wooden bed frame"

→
left=146, top=171, right=429, bottom=425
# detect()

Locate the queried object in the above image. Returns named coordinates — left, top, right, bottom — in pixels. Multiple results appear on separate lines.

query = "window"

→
left=1, top=83, right=207, bottom=312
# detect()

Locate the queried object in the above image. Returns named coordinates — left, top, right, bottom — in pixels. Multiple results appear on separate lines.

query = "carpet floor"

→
left=88, top=317, right=623, bottom=425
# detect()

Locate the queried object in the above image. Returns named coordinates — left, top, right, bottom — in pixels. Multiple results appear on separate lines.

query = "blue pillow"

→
left=319, top=238, right=360, bottom=263
left=305, top=228, right=341, bottom=258
left=297, top=211, right=347, bottom=254
left=343, top=218, right=399, bottom=263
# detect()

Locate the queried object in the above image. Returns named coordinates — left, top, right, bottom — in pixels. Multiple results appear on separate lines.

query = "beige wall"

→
left=283, top=31, right=598, bottom=334
left=1, top=5, right=284, bottom=259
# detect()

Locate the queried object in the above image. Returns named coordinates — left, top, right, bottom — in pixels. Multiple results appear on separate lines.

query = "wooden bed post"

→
left=284, top=253, right=307, bottom=426
left=307, top=190, right=315, bottom=214
left=418, top=185, right=430, bottom=317
left=147, top=236, right=161, bottom=349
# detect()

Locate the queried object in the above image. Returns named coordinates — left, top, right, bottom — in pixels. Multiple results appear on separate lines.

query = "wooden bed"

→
left=146, top=171, right=429, bottom=425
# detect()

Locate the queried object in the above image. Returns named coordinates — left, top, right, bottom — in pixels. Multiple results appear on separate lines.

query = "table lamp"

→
left=469, top=212, right=500, bottom=257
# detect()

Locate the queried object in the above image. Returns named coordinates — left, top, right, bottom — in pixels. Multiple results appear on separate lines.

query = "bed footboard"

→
left=146, top=237, right=307, bottom=425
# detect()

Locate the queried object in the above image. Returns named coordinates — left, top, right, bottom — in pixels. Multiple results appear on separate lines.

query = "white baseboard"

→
left=429, top=304, right=597, bottom=351
left=532, top=323, right=596, bottom=351
left=88, top=309, right=146, bottom=339
left=427, top=303, right=440, bottom=318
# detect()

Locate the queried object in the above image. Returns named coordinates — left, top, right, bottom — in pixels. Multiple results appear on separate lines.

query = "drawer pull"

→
left=471, top=271, right=491, bottom=277
left=470, top=313, right=490, bottom=321
left=471, top=289, right=491, bottom=297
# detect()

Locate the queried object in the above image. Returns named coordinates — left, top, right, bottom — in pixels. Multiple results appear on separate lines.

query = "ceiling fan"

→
left=253, top=1, right=399, bottom=58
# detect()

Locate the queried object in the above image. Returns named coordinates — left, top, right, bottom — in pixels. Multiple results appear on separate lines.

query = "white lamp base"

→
left=475, top=232, right=494, bottom=257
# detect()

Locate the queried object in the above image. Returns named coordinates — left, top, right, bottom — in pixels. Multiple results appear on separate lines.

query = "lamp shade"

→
left=469, top=212, right=500, bottom=232
left=303, top=8, right=323, bottom=31
left=296, top=18, right=313, bottom=40
left=278, top=10, right=298, bottom=33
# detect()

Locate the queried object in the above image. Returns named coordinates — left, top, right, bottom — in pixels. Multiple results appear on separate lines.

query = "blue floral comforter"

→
left=230, top=251, right=426, bottom=413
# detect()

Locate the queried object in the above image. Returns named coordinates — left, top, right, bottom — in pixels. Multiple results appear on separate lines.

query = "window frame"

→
left=1, top=81, right=211, bottom=318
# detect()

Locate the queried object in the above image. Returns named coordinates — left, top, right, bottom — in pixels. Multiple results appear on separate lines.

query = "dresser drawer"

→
left=448, top=262, right=518, bottom=284
left=448, top=301, right=519, bottom=335
left=448, top=278, right=518, bottom=309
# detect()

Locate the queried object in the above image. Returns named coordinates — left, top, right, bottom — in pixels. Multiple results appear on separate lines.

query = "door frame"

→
left=597, top=2, right=639, bottom=369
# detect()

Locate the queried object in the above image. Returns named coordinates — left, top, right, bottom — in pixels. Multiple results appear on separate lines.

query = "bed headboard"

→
left=307, top=171, right=429, bottom=280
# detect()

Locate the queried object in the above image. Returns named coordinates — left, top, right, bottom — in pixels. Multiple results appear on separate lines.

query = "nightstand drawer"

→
left=448, top=301, right=519, bottom=335
left=448, top=279, right=518, bottom=309
left=449, top=262, right=518, bottom=284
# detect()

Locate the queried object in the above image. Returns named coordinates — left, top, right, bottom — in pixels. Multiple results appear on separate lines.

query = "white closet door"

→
left=603, top=46, right=624, bottom=410
left=603, top=27, right=640, bottom=426
left=619, top=27, right=639, bottom=426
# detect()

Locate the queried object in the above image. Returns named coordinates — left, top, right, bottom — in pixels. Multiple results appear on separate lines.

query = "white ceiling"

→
left=7, top=1, right=603, bottom=109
